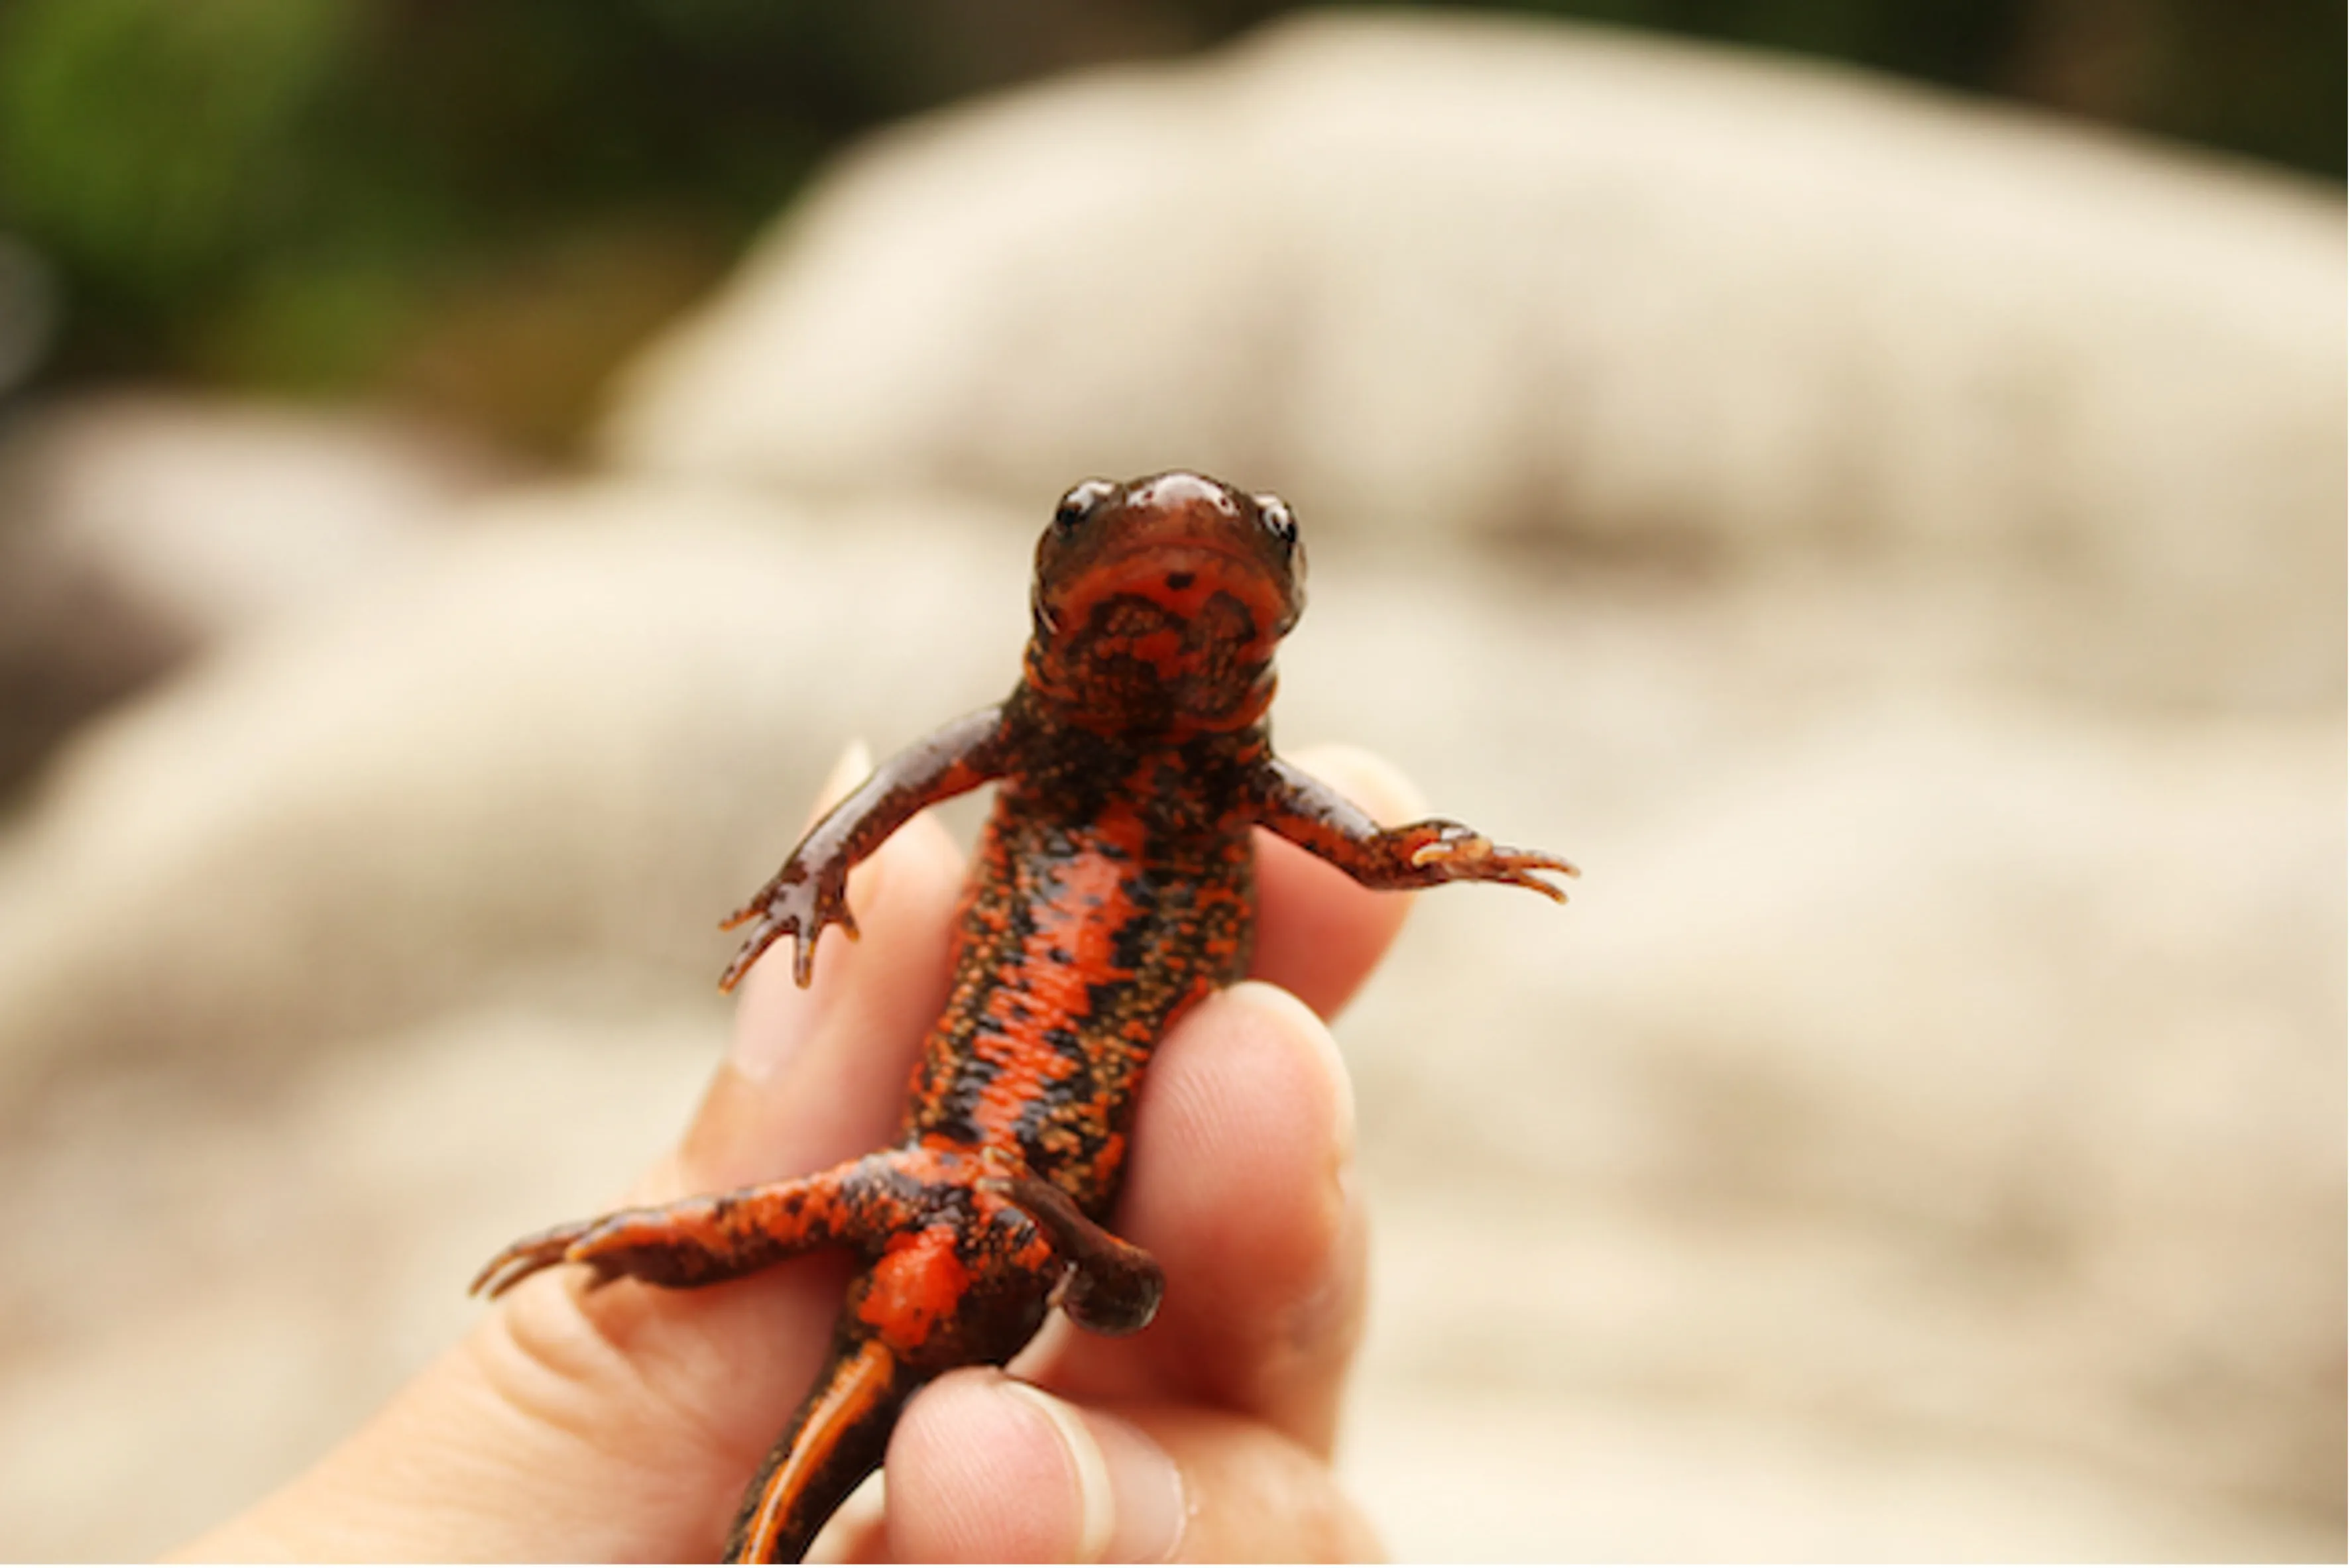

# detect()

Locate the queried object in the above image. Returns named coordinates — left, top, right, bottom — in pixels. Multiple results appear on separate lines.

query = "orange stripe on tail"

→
left=727, top=1335, right=906, bottom=1563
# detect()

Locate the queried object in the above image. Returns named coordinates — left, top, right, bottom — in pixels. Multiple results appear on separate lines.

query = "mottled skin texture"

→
left=473, top=473, right=1578, bottom=1561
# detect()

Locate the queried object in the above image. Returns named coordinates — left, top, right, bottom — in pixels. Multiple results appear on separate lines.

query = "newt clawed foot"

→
left=719, top=865, right=858, bottom=991
left=1403, top=820, right=1581, bottom=900
left=471, top=1207, right=742, bottom=1298
left=470, top=1218, right=604, bottom=1298
left=981, top=1173, right=1164, bottom=1335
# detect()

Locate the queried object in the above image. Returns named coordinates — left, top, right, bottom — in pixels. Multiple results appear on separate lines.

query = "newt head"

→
left=1024, top=471, right=1306, bottom=736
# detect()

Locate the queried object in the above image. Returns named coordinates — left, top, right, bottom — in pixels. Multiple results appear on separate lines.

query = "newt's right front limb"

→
left=1248, top=756, right=1579, bottom=899
left=721, top=706, right=1012, bottom=990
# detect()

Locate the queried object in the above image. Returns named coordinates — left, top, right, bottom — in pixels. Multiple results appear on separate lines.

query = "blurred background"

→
left=0, top=1, right=2339, bottom=1559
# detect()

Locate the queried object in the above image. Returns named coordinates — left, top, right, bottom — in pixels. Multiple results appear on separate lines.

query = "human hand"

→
left=174, top=743, right=1417, bottom=1562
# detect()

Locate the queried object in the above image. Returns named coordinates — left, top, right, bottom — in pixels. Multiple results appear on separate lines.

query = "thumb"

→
left=869, top=1371, right=1381, bottom=1563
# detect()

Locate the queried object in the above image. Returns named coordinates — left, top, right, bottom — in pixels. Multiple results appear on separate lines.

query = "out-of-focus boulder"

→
left=0, top=481, right=1026, bottom=1107
left=607, top=11, right=2344, bottom=709
left=0, top=396, right=514, bottom=794
left=0, top=395, right=517, bottom=644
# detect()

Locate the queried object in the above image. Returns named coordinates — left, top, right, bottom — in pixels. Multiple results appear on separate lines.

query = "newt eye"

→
left=1254, top=493, right=1298, bottom=554
left=1053, top=479, right=1118, bottom=533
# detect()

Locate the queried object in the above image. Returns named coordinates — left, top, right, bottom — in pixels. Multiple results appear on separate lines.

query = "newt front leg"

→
left=722, top=706, right=1013, bottom=989
left=1250, top=756, right=1580, bottom=897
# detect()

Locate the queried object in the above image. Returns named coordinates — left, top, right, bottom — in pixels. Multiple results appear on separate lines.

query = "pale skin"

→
left=175, top=742, right=1419, bottom=1562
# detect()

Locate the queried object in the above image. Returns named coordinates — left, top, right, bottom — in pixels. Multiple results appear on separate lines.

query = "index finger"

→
left=1029, top=978, right=1370, bottom=1457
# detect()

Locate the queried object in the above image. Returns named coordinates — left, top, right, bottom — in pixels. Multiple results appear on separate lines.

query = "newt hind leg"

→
left=474, top=1151, right=1165, bottom=1564
left=470, top=1154, right=915, bottom=1300
left=471, top=1147, right=1167, bottom=1344
left=985, top=1172, right=1164, bottom=1335
left=719, top=1181, right=1163, bottom=1566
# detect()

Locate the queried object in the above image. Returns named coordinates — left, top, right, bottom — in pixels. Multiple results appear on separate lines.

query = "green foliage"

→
left=0, top=0, right=353, bottom=329
left=0, top=0, right=2335, bottom=444
left=1458, top=0, right=2345, bottom=178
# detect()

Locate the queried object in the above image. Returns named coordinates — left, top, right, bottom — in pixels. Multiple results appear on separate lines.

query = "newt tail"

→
left=730, top=1337, right=905, bottom=1561
left=473, top=473, right=1574, bottom=1559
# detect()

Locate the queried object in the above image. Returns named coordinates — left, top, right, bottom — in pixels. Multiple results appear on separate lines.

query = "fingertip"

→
left=886, top=1371, right=1069, bottom=1562
left=813, top=738, right=875, bottom=819
left=1220, top=981, right=1356, bottom=1169
left=1069, top=983, right=1366, bottom=1452
left=690, top=811, right=966, bottom=1193
left=725, top=737, right=947, bottom=1029
left=1002, top=1382, right=1187, bottom=1565
left=891, top=1393, right=1381, bottom=1566
left=1130, top=985, right=1354, bottom=1253
left=887, top=1372, right=1182, bottom=1564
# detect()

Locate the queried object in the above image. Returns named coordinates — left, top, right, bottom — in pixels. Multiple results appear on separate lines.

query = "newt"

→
left=472, top=471, right=1578, bottom=1561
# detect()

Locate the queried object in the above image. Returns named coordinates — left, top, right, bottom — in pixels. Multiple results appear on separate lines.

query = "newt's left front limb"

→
left=1249, top=756, right=1579, bottom=898
left=723, top=706, right=1013, bottom=990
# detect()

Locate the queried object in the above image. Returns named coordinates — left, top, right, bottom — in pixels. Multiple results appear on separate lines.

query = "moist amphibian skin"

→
left=473, top=471, right=1578, bottom=1561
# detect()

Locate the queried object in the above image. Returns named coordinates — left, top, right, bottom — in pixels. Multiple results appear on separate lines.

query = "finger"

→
left=1040, top=981, right=1367, bottom=1456
left=174, top=743, right=971, bottom=1563
left=681, top=740, right=963, bottom=1193
left=1250, top=743, right=1427, bottom=1019
left=879, top=1373, right=1380, bottom=1563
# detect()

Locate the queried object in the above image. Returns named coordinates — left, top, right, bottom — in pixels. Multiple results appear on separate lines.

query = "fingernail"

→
left=725, top=739, right=874, bottom=1082
left=1003, top=1382, right=1186, bottom=1564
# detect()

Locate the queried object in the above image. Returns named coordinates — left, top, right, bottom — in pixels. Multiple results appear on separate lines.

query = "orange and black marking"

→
left=472, top=472, right=1579, bottom=1561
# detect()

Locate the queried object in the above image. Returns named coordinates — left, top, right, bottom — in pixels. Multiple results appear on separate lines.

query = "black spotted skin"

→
left=472, top=471, right=1578, bottom=1560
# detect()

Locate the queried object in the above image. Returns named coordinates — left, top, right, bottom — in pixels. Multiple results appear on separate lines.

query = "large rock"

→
left=607, top=11, right=2345, bottom=708
left=0, top=396, right=512, bottom=793
left=0, top=396, right=512, bottom=645
left=0, top=481, right=1026, bottom=1105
